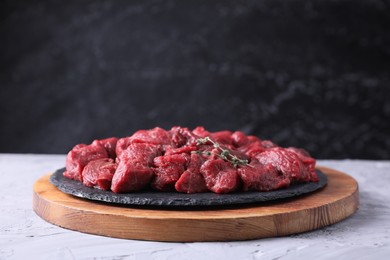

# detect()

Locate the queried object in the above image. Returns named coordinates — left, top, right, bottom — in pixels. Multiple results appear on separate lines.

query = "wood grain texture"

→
left=32, top=166, right=359, bottom=242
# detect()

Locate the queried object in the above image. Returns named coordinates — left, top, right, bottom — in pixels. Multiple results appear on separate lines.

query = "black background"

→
left=1, top=0, right=389, bottom=159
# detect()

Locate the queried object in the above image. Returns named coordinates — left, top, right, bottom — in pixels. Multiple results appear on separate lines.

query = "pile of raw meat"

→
left=64, top=126, right=318, bottom=194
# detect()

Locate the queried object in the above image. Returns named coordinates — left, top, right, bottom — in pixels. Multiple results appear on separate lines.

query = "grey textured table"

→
left=1, top=154, right=389, bottom=259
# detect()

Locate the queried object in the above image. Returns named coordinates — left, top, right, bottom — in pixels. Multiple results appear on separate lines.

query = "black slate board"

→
left=50, top=168, right=327, bottom=207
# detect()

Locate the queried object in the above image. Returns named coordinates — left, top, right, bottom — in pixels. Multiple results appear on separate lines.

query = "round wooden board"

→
left=33, top=166, right=359, bottom=242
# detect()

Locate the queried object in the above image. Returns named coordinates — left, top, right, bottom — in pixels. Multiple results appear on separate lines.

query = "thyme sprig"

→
left=193, top=137, right=253, bottom=168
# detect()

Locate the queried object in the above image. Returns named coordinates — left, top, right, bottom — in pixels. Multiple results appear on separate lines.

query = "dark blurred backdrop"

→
left=1, top=0, right=389, bottom=159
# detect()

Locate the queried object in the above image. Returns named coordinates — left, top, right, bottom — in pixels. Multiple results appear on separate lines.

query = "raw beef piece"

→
left=115, top=137, right=132, bottom=158
left=116, top=143, right=162, bottom=165
left=210, top=130, right=233, bottom=146
left=238, top=140, right=266, bottom=157
left=200, top=158, right=240, bottom=194
left=111, top=143, right=162, bottom=193
left=129, top=127, right=171, bottom=145
left=238, top=137, right=277, bottom=157
left=153, top=153, right=189, bottom=168
left=64, top=142, right=108, bottom=181
left=82, top=158, right=117, bottom=190
left=247, top=135, right=261, bottom=143
left=115, top=127, right=170, bottom=157
left=111, top=163, right=154, bottom=193
left=261, top=140, right=277, bottom=149
left=286, top=147, right=318, bottom=182
left=72, top=143, right=87, bottom=150
left=93, top=137, right=118, bottom=159
left=255, top=148, right=312, bottom=183
left=164, top=145, right=197, bottom=155
left=231, top=131, right=249, bottom=147
left=170, top=126, right=198, bottom=147
left=192, top=126, right=210, bottom=138
left=175, top=154, right=208, bottom=193
left=151, top=153, right=189, bottom=191
left=286, top=147, right=311, bottom=157
left=237, top=159, right=290, bottom=191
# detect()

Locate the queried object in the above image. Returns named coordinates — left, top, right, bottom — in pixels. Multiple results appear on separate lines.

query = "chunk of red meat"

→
left=175, top=154, right=208, bottom=193
left=111, top=163, right=154, bottom=193
left=286, top=147, right=311, bottom=157
left=170, top=126, right=198, bottom=147
left=175, top=171, right=208, bottom=194
left=231, top=131, right=249, bottom=147
left=117, top=143, right=162, bottom=165
left=153, top=153, right=190, bottom=168
left=82, top=158, right=117, bottom=190
left=210, top=130, right=233, bottom=145
left=115, top=137, right=132, bottom=158
left=255, top=148, right=313, bottom=183
left=261, top=140, right=277, bottom=149
left=73, top=143, right=87, bottom=150
left=237, top=159, right=290, bottom=191
left=129, top=127, right=171, bottom=145
left=286, top=147, right=318, bottom=182
left=111, top=143, right=162, bottom=193
left=93, top=137, right=118, bottom=159
left=192, top=126, right=210, bottom=137
left=164, top=145, right=198, bottom=155
left=247, top=135, right=261, bottom=143
left=238, top=140, right=266, bottom=157
left=64, top=142, right=108, bottom=181
left=151, top=153, right=189, bottom=191
left=238, top=138, right=278, bottom=157
left=200, top=158, right=240, bottom=194
left=115, top=128, right=170, bottom=157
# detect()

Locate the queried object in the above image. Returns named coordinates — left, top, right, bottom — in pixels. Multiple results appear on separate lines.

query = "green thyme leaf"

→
left=194, top=137, right=254, bottom=168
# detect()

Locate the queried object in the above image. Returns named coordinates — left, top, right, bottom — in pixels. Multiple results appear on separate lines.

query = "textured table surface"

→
left=1, top=154, right=389, bottom=259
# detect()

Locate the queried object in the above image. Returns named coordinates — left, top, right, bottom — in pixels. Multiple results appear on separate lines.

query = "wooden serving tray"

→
left=33, top=166, right=359, bottom=242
